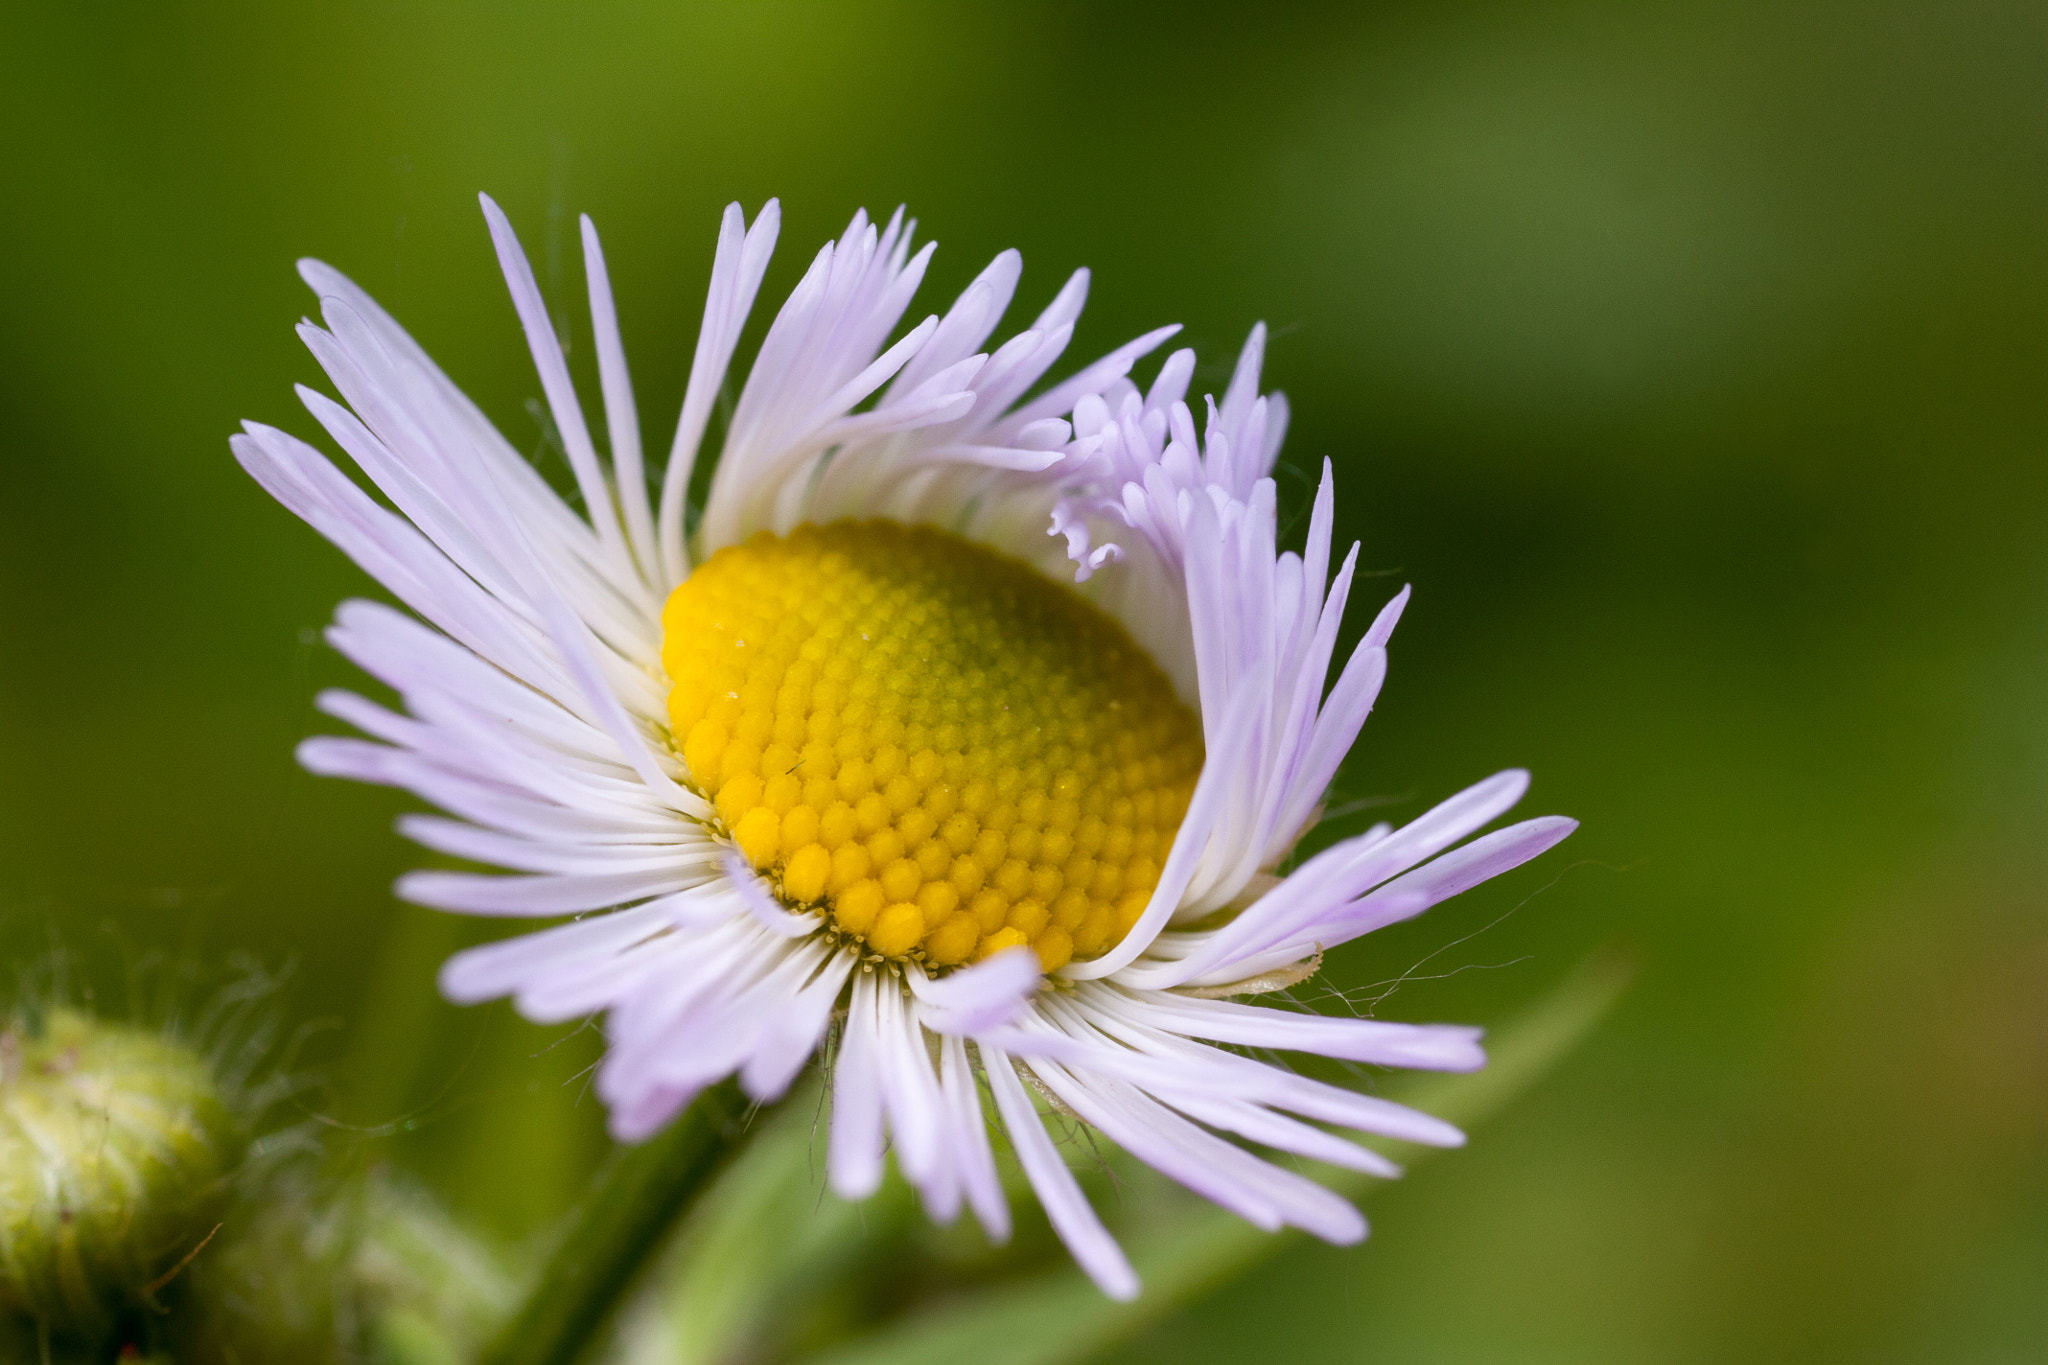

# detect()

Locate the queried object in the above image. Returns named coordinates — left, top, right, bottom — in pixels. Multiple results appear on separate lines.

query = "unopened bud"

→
left=180, top=1168, right=515, bottom=1364
left=356, top=1172, right=518, bottom=1361
left=0, top=1008, right=239, bottom=1337
left=177, top=1168, right=350, bottom=1364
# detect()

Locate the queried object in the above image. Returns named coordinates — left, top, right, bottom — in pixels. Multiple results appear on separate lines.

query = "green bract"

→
left=0, top=1008, right=239, bottom=1338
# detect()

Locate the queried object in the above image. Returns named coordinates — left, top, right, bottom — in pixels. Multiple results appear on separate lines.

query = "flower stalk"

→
left=479, top=1080, right=753, bottom=1365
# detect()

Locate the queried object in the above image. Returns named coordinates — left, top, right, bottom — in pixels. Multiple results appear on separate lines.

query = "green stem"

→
left=479, top=1080, right=752, bottom=1365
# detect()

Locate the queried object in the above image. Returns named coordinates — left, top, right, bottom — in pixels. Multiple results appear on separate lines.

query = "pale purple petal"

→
left=911, top=948, right=1041, bottom=1035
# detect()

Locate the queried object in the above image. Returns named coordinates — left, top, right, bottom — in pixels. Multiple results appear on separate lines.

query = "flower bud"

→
left=355, top=1172, right=519, bottom=1363
left=0, top=1008, right=239, bottom=1338
left=179, top=1168, right=515, bottom=1364
left=177, top=1169, right=350, bottom=1364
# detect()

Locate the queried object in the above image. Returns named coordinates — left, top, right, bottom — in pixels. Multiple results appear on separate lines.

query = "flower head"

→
left=235, top=195, right=1576, bottom=1299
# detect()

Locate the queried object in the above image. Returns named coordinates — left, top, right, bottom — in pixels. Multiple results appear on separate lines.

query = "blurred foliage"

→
left=0, top=1, right=2042, bottom=1361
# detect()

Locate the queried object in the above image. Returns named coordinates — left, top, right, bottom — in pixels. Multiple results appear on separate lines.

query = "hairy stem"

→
left=479, top=1079, right=752, bottom=1365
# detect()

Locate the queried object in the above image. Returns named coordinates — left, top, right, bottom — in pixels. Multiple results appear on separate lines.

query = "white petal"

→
left=981, top=1044, right=1139, bottom=1300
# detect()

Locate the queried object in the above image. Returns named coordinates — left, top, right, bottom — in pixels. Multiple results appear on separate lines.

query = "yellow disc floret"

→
left=662, top=520, right=1202, bottom=972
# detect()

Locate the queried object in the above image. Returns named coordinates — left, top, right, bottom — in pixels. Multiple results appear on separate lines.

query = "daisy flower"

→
left=234, top=195, right=1576, bottom=1299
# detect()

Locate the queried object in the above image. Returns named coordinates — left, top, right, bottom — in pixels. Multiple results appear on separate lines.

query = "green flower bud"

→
left=179, top=1167, right=517, bottom=1365
left=355, top=1172, right=518, bottom=1363
left=0, top=1008, right=240, bottom=1338
left=177, top=1168, right=351, bottom=1365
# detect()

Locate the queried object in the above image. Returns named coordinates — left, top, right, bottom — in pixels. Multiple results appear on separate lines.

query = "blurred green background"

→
left=1, top=1, right=2043, bottom=1360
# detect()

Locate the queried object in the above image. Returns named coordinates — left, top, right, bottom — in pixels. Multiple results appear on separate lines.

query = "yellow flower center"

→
left=662, top=520, right=1202, bottom=973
